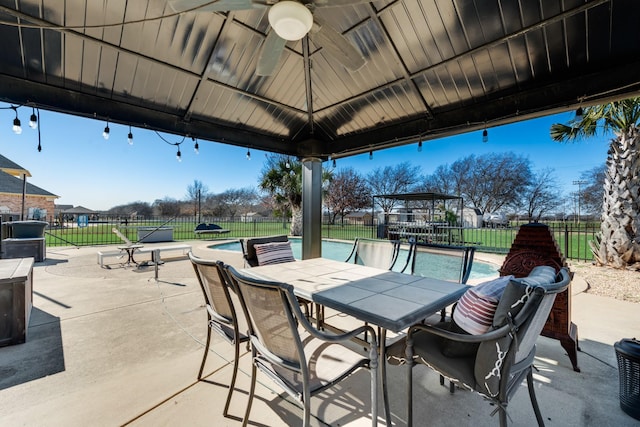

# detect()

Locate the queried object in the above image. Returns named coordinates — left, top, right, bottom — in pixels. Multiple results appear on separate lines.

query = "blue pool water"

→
left=210, top=238, right=498, bottom=281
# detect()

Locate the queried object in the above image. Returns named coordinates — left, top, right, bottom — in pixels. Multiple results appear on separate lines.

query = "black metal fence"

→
left=39, top=215, right=599, bottom=262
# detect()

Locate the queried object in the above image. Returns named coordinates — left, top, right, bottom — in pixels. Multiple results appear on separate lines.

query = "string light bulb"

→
left=246, top=148, right=251, bottom=160
left=482, top=128, right=488, bottom=143
left=29, top=107, right=38, bottom=129
left=103, top=120, right=110, bottom=140
left=332, top=158, right=336, bottom=168
left=176, top=147, right=182, bottom=162
left=369, top=150, right=373, bottom=160
left=418, top=141, right=423, bottom=152
left=127, top=125, right=133, bottom=145
left=11, top=107, right=21, bottom=134
left=285, top=159, right=291, bottom=169
left=575, top=106, right=583, bottom=118
left=193, top=137, right=199, bottom=154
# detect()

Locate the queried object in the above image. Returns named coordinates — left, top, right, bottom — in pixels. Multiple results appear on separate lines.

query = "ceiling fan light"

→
left=268, top=1, right=313, bottom=41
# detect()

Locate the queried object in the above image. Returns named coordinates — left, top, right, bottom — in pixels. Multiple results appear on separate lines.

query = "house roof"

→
left=1, top=1, right=639, bottom=160
left=345, top=211, right=371, bottom=218
left=374, top=192, right=462, bottom=201
left=62, top=206, right=96, bottom=214
left=0, top=154, right=30, bottom=178
left=0, top=169, right=57, bottom=197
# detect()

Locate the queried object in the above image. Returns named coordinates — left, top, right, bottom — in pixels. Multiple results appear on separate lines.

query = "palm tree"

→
left=550, top=98, right=640, bottom=269
left=259, top=154, right=332, bottom=236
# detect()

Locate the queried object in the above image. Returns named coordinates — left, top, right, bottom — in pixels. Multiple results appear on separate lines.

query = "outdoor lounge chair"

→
left=194, top=223, right=230, bottom=237
left=188, top=252, right=249, bottom=418
left=225, top=265, right=379, bottom=427
left=387, top=267, right=571, bottom=427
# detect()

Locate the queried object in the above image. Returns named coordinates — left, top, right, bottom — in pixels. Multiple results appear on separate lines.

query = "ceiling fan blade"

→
left=256, top=30, right=287, bottom=76
left=310, top=20, right=365, bottom=71
left=168, top=0, right=256, bottom=13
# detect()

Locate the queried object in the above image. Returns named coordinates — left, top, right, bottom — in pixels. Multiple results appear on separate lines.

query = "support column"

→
left=301, top=157, right=322, bottom=260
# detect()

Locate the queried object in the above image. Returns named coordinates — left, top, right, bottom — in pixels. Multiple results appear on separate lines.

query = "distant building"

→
left=343, top=211, right=373, bottom=226
left=57, top=205, right=99, bottom=223
left=462, top=208, right=483, bottom=228
left=241, top=212, right=263, bottom=222
left=0, top=154, right=58, bottom=220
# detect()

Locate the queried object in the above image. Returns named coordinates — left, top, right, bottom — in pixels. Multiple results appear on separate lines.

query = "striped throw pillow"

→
left=453, top=275, right=513, bottom=335
left=254, top=241, right=296, bottom=266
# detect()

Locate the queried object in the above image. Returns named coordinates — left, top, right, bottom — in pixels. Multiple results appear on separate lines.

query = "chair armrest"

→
left=407, top=279, right=554, bottom=344
left=287, top=293, right=378, bottom=348
left=407, top=322, right=513, bottom=344
left=345, top=239, right=358, bottom=263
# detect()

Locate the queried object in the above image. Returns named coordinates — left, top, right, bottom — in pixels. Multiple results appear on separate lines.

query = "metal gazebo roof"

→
left=373, top=192, right=462, bottom=202
left=1, top=0, right=639, bottom=160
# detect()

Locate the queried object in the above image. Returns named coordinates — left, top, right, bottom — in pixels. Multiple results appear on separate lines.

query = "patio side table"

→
left=0, top=257, right=34, bottom=346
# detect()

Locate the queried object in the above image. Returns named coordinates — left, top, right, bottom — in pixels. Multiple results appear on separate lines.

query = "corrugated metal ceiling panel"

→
left=0, top=0, right=639, bottom=157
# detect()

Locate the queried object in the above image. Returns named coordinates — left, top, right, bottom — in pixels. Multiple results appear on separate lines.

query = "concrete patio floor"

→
left=0, top=240, right=638, bottom=426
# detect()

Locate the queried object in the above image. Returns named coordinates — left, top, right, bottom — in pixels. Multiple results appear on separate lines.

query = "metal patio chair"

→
left=388, top=267, right=571, bottom=427
left=225, top=265, right=379, bottom=427
left=345, top=237, right=401, bottom=270
left=188, top=252, right=249, bottom=418
left=405, top=242, right=476, bottom=320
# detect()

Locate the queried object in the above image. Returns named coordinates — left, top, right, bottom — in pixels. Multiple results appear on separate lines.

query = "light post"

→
left=572, top=180, right=587, bottom=224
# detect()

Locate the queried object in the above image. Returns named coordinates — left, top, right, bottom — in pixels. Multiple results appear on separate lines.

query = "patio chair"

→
left=345, top=237, right=401, bottom=270
left=405, top=242, right=476, bottom=321
left=387, top=267, right=571, bottom=427
left=188, top=252, right=249, bottom=418
left=240, top=235, right=290, bottom=267
left=225, top=265, right=379, bottom=427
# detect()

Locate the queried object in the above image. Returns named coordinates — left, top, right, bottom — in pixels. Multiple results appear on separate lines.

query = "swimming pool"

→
left=210, top=238, right=498, bottom=280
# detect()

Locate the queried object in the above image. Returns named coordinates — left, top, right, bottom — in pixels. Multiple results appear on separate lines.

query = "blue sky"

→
left=0, top=102, right=610, bottom=211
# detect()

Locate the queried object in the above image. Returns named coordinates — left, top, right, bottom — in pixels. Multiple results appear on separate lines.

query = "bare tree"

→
left=367, top=162, right=421, bottom=221
left=186, top=180, right=209, bottom=219
left=215, top=187, right=258, bottom=218
left=450, top=153, right=533, bottom=214
left=414, top=164, right=458, bottom=195
left=325, top=168, right=371, bottom=224
left=520, top=168, right=562, bottom=221
left=579, top=165, right=606, bottom=216
left=153, top=197, right=181, bottom=217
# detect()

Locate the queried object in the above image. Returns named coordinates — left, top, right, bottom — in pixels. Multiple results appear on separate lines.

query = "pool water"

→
left=210, top=238, right=498, bottom=280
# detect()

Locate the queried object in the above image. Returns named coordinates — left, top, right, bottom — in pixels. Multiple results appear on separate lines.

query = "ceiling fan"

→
left=168, top=0, right=367, bottom=76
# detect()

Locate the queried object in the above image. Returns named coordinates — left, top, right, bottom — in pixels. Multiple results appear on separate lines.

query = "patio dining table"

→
left=240, top=257, right=470, bottom=425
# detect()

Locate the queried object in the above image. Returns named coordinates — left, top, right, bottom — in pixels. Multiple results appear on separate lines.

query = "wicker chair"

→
left=387, top=267, right=571, bottom=427
left=188, top=252, right=249, bottom=417
left=225, top=265, right=379, bottom=427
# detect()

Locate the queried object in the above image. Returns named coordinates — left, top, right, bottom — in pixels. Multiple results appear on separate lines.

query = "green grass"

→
left=43, top=219, right=596, bottom=261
